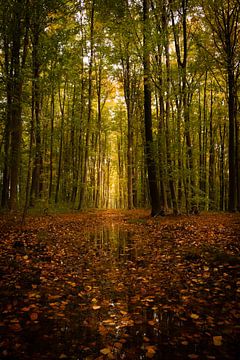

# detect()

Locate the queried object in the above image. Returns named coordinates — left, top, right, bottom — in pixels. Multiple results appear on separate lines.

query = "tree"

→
left=143, top=0, right=162, bottom=216
left=201, top=0, right=240, bottom=211
left=0, top=0, right=30, bottom=210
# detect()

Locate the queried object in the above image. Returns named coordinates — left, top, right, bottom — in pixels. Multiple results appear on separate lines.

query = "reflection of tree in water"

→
left=89, top=225, right=135, bottom=262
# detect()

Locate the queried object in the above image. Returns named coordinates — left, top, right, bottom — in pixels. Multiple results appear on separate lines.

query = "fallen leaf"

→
left=9, top=323, right=22, bottom=332
left=102, top=319, right=115, bottom=326
left=148, top=320, right=155, bottom=326
left=114, top=342, right=123, bottom=350
left=30, top=312, right=38, bottom=321
left=59, top=354, right=68, bottom=359
left=190, top=313, right=199, bottom=320
left=92, top=305, right=101, bottom=310
left=146, top=345, right=157, bottom=358
left=21, top=306, right=31, bottom=312
left=213, top=336, right=222, bottom=346
left=100, top=348, right=111, bottom=355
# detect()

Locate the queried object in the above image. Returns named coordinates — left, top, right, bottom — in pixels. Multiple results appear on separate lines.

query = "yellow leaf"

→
left=103, top=319, right=115, bottom=326
left=100, top=348, right=111, bottom=355
left=190, top=313, right=199, bottom=320
left=213, top=336, right=222, bottom=346
left=92, top=305, right=101, bottom=310
left=120, top=310, right=127, bottom=315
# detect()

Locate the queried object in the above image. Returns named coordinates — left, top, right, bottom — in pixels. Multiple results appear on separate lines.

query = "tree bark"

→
left=143, top=0, right=161, bottom=216
left=78, top=0, right=95, bottom=210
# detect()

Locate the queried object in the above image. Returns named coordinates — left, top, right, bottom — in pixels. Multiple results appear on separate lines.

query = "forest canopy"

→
left=0, top=0, right=239, bottom=215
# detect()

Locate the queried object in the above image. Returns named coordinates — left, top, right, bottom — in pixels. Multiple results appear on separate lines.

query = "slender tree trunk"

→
left=21, top=90, right=35, bottom=225
left=1, top=53, right=11, bottom=207
left=219, top=123, right=226, bottom=210
left=9, top=3, right=26, bottom=209
left=228, top=68, right=237, bottom=211
left=143, top=0, right=161, bottom=216
left=55, top=80, right=67, bottom=204
left=163, top=3, right=178, bottom=214
left=30, top=28, right=43, bottom=205
left=49, top=85, right=54, bottom=201
left=236, top=108, right=240, bottom=211
left=209, top=84, right=215, bottom=209
left=95, top=61, right=102, bottom=208
left=78, top=0, right=95, bottom=210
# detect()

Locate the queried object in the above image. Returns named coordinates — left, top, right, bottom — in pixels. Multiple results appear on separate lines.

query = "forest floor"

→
left=0, top=209, right=239, bottom=360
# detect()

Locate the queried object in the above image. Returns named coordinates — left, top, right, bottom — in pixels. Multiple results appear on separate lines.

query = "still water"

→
left=60, top=225, right=201, bottom=360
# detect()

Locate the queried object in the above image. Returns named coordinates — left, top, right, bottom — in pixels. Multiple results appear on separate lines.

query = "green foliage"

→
left=0, top=0, right=238, bottom=213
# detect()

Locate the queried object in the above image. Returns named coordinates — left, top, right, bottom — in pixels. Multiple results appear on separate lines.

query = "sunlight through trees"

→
left=0, top=0, right=239, bottom=214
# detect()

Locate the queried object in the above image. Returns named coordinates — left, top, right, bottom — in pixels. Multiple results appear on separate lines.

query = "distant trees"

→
left=201, top=0, right=240, bottom=211
left=0, top=0, right=239, bottom=214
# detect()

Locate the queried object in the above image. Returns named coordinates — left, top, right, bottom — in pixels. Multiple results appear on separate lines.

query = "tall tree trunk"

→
left=162, top=3, right=178, bottom=215
left=228, top=68, right=237, bottom=211
left=49, top=85, right=55, bottom=201
left=219, top=123, right=226, bottom=210
left=55, top=80, right=67, bottom=204
left=1, top=36, right=11, bottom=207
left=123, top=51, right=134, bottom=210
left=9, top=0, right=29, bottom=209
left=209, top=84, right=215, bottom=209
left=143, top=0, right=161, bottom=216
left=30, top=26, right=43, bottom=205
left=236, top=107, right=240, bottom=211
left=95, top=60, right=102, bottom=208
left=171, top=0, right=193, bottom=213
left=78, top=0, right=95, bottom=210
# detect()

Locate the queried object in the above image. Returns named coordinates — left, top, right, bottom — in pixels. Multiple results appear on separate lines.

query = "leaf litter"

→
left=0, top=210, right=239, bottom=359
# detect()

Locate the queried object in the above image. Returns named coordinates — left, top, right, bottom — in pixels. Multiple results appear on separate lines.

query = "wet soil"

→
left=0, top=210, right=239, bottom=359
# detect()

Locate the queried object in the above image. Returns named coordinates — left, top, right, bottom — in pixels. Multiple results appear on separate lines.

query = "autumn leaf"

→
left=102, top=319, right=116, bottom=326
left=9, top=323, right=22, bottom=332
left=1, top=210, right=239, bottom=360
left=59, top=354, right=68, bottom=359
left=148, top=320, right=155, bottom=326
left=190, top=313, right=199, bottom=320
left=114, top=342, right=123, bottom=350
left=146, top=345, right=157, bottom=358
left=213, top=336, right=222, bottom=346
left=100, top=347, right=111, bottom=355
left=30, top=312, right=38, bottom=321
left=21, top=306, right=31, bottom=312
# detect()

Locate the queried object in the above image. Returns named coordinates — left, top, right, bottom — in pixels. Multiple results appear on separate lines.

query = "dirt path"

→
left=0, top=210, right=239, bottom=359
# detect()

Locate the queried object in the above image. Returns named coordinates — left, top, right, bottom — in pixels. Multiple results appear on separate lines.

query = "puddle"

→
left=4, top=224, right=235, bottom=360
left=69, top=225, right=203, bottom=359
left=87, top=225, right=138, bottom=263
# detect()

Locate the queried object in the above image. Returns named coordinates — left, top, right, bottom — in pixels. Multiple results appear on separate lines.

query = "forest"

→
left=0, top=1, right=240, bottom=360
left=0, top=0, right=239, bottom=215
